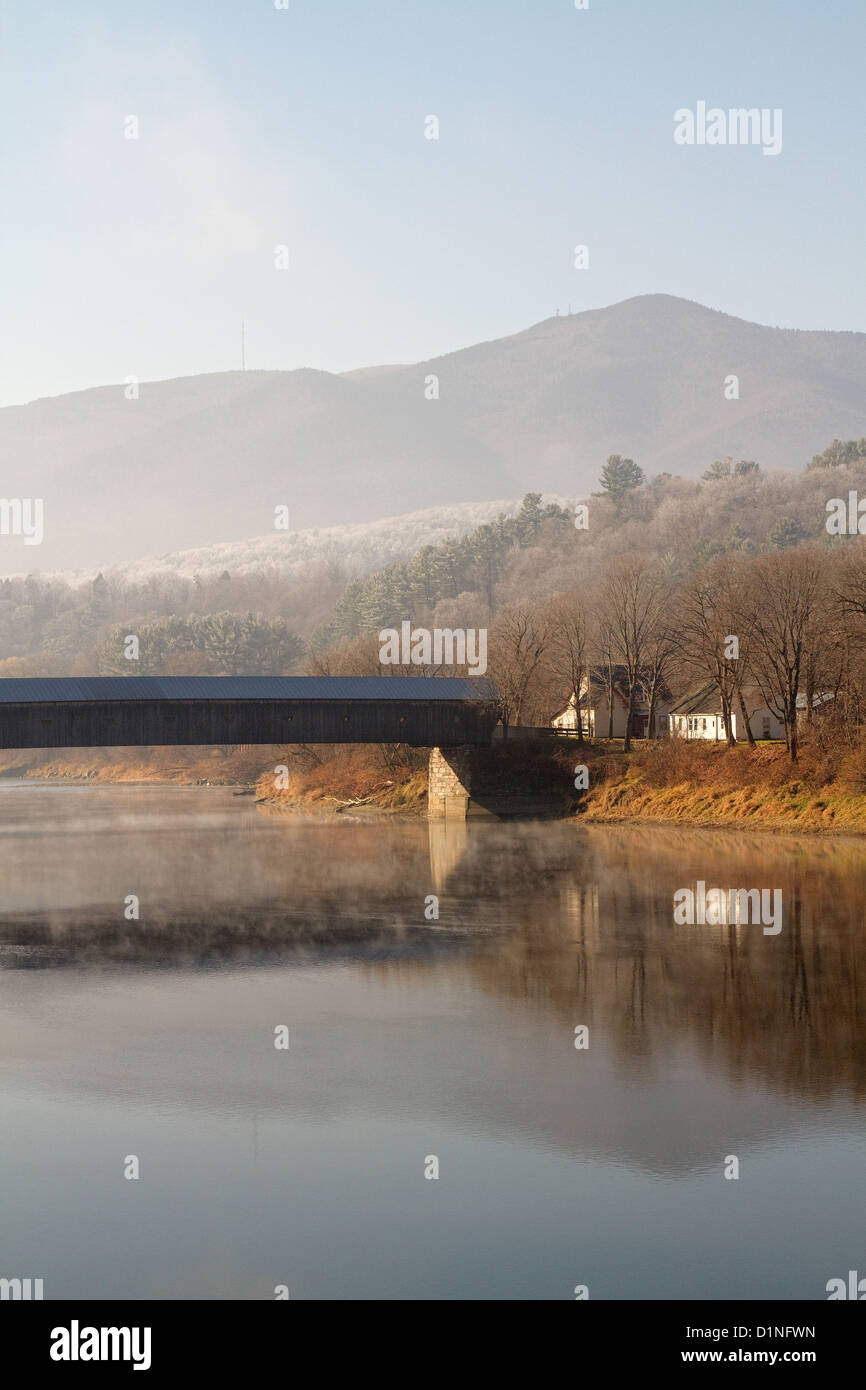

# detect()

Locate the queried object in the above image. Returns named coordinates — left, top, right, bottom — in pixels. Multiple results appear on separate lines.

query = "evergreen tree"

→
left=596, top=455, right=644, bottom=501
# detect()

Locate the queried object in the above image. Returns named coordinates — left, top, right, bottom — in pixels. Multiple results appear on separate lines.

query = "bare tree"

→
left=670, top=556, right=745, bottom=746
left=741, top=549, right=824, bottom=760
left=594, top=613, right=618, bottom=740
left=488, top=607, right=550, bottom=736
left=546, top=592, right=589, bottom=741
left=835, top=537, right=866, bottom=622
left=642, top=615, right=677, bottom=740
left=603, top=557, right=667, bottom=752
left=827, top=545, right=866, bottom=733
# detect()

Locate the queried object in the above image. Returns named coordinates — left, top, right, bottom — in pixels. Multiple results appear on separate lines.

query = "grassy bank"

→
left=257, top=736, right=866, bottom=832
left=254, top=745, right=431, bottom=813
left=579, top=738, right=866, bottom=833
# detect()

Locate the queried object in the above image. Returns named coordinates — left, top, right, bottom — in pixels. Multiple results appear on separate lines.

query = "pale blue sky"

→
left=0, top=0, right=863, bottom=406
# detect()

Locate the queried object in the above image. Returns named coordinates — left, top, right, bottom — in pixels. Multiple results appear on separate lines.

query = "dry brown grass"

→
left=579, top=733, right=866, bottom=831
left=256, top=744, right=429, bottom=812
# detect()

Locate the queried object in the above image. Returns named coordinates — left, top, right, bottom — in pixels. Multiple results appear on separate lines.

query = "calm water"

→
left=0, top=784, right=864, bottom=1300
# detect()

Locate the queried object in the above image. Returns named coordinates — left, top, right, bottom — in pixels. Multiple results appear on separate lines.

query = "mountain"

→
left=2, top=294, right=865, bottom=574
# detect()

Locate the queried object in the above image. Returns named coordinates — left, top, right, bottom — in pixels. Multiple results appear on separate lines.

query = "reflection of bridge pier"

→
left=427, top=815, right=470, bottom=894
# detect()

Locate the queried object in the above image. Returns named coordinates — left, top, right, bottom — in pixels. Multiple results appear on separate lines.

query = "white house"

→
left=552, top=666, right=673, bottom=739
left=668, top=683, right=785, bottom=741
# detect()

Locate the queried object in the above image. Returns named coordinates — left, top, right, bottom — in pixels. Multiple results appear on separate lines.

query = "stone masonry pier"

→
left=428, top=745, right=570, bottom=819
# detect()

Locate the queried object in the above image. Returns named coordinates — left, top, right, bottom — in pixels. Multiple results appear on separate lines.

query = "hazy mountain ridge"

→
left=39, top=497, right=574, bottom=587
left=3, top=294, right=865, bottom=574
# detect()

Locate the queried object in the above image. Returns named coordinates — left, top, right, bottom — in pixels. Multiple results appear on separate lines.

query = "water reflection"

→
left=1, top=790, right=864, bottom=1103
left=0, top=786, right=864, bottom=1299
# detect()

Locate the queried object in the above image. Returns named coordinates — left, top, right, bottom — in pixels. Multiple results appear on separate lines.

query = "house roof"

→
left=668, top=683, right=723, bottom=717
left=578, top=674, right=673, bottom=710
left=795, top=690, right=835, bottom=710
left=670, top=683, right=836, bottom=720
left=588, top=664, right=630, bottom=683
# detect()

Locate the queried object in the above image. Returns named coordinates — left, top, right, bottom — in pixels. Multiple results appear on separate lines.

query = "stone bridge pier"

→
left=428, top=744, right=566, bottom=819
left=428, top=746, right=476, bottom=818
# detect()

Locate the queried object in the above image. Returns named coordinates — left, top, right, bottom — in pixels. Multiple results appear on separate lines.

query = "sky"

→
left=0, top=0, right=864, bottom=407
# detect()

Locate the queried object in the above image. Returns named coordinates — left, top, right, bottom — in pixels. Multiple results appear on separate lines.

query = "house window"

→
left=762, top=716, right=771, bottom=738
left=701, top=718, right=706, bottom=730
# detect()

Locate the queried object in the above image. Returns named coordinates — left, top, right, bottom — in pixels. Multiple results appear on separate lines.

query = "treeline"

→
left=0, top=567, right=333, bottom=677
left=3, top=438, right=866, bottom=701
left=314, top=495, right=572, bottom=646
left=311, top=444, right=866, bottom=763
left=312, top=448, right=866, bottom=653
left=525, top=544, right=866, bottom=762
left=808, top=438, right=866, bottom=471
left=97, top=613, right=304, bottom=676
left=316, top=541, right=866, bottom=764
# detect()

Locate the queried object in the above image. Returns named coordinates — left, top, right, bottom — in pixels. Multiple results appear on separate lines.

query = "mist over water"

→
left=0, top=785, right=863, bottom=1300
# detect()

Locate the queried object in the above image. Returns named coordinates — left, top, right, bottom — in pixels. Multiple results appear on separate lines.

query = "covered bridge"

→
left=0, top=676, right=500, bottom=749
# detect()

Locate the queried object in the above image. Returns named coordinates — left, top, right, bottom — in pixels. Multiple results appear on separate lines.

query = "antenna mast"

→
left=241, top=318, right=246, bottom=371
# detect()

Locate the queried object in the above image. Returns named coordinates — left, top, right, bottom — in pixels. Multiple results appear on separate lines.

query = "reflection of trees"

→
left=451, top=825, right=866, bottom=1102
left=3, top=804, right=864, bottom=1106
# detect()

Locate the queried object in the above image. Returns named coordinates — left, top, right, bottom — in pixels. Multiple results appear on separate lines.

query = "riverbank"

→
left=579, top=739, right=866, bottom=833
left=254, top=741, right=583, bottom=817
left=254, top=745, right=431, bottom=813
left=0, top=745, right=271, bottom=786
left=3, top=737, right=864, bottom=833
left=256, top=737, right=866, bottom=833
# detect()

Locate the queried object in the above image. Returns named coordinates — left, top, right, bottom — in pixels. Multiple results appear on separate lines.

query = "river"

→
left=0, top=784, right=863, bottom=1300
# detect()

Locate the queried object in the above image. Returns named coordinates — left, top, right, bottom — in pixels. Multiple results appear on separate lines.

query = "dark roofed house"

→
left=551, top=665, right=673, bottom=739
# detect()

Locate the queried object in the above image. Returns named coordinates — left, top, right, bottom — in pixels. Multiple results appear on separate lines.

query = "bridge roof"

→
left=0, top=676, right=498, bottom=704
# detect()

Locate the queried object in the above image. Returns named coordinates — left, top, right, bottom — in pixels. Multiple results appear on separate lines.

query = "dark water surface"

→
left=0, top=784, right=863, bottom=1300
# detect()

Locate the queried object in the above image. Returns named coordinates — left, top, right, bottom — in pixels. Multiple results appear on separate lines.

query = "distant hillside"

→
left=2, top=457, right=864, bottom=682
left=3, top=293, right=865, bottom=573
left=44, top=497, right=567, bottom=587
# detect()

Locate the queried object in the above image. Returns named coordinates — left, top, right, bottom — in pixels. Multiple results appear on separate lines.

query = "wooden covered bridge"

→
left=0, top=676, right=500, bottom=749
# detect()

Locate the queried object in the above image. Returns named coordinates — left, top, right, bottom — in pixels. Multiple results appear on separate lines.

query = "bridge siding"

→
left=0, top=699, right=496, bottom=749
